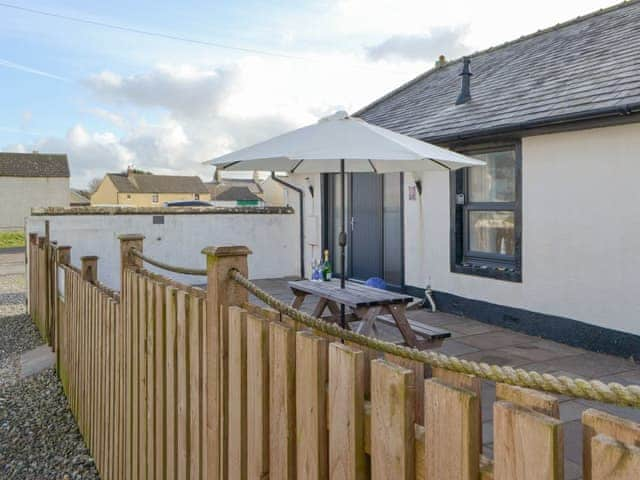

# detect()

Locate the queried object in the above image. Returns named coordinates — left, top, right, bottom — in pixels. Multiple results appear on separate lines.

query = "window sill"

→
left=452, top=263, right=522, bottom=283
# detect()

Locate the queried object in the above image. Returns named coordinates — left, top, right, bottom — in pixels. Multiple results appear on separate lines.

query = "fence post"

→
left=81, top=256, right=99, bottom=284
left=118, top=234, right=144, bottom=290
left=57, top=246, right=71, bottom=266
left=202, top=245, right=252, bottom=480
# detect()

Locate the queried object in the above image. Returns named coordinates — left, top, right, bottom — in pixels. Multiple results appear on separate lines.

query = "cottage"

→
left=91, top=170, right=209, bottom=207
left=0, top=152, right=70, bottom=230
left=210, top=186, right=265, bottom=207
left=300, top=1, right=640, bottom=356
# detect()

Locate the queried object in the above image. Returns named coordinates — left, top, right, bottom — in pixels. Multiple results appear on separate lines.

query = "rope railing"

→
left=129, top=247, right=207, bottom=276
left=229, top=268, right=640, bottom=409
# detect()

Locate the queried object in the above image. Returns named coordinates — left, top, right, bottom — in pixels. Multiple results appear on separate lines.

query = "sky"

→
left=0, top=0, right=623, bottom=188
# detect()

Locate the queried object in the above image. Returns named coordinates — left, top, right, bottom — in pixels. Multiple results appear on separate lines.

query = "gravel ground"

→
left=0, top=369, right=99, bottom=479
left=0, top=270, right=99, bottom=479
left=0, top=274, right=42, bottom=358
left=0, top=274, right=43, bottom=388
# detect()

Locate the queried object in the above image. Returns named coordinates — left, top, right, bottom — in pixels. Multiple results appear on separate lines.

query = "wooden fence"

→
left=26, top=233, right=640, bottom=479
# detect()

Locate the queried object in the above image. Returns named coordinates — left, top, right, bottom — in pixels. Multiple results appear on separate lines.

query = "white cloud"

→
left=366, top=26, right=470, bottom=62
left=3, top=0, right=622, bottom=189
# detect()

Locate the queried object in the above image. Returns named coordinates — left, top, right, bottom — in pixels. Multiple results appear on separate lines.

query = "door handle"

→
left=350, top=217, right=355, bottom=231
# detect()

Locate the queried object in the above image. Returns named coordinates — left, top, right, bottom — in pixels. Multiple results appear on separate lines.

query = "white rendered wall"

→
left=0, top=177, right=69, bottom=229
left=27, top=211, right=299, bottom=290
left=405, top=122, right=640, bottom=336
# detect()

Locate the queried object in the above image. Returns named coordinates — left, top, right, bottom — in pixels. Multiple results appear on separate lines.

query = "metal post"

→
left=339, top=158, right=347, bottom=328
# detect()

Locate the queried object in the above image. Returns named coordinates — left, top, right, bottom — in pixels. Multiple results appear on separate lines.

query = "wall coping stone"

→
left=31, top=205, right=295, bottom=216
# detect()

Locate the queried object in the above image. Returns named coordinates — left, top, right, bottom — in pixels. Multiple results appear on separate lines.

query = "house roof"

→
left=70, top=189, right=91, bottom=205
left=106, top=173, right=209, bottom=194
left=357, top=0, right=640, bottom=143
left=213, top=186, right=263, bottom=202
left=205, top=178, right=263, bottom=195
left=0, top=152, right=70, bottom=178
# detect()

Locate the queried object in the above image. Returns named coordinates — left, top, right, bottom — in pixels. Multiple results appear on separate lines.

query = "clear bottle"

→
left=311, top=259, right=321, bottom=281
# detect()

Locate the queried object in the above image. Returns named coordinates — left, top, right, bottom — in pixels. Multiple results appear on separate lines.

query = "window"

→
left=152, top=193, right=159, bottom=203
left=451, top=143, right=521, bottom=281
left=127, top=194, right=131, bottom=199
left=194, top=193, right=200, bottom=200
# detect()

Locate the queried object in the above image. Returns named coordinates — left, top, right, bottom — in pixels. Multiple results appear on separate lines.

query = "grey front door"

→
left=349, top=173, right=383, bottom=282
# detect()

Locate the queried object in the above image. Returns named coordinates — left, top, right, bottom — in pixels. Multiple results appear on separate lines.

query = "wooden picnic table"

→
left=288, top=279, right=450, bottom=350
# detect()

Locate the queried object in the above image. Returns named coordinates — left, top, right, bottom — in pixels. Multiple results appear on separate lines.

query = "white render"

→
left=27, top=210, right=300, bottom=290
left=404, top=122, right=640, bottom=336
left=295, top=122, right=640, bottom=337
left=0, top=177, right=69, bottom=230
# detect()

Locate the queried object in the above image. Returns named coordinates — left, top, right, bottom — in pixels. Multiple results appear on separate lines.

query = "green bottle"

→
left=322, top=249, right=332, bottom=281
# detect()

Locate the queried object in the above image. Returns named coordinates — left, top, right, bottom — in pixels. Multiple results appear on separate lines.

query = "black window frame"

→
left=450, top=141, right=522, bottom=282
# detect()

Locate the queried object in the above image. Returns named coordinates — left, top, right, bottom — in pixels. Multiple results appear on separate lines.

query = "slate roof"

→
left=107, top=173, right=208, bottom=194
left=0, top=152, right=70, bottom=178
left=213, top=186, right=263, bottom=202
left=357, top=0, right=640, bottom=143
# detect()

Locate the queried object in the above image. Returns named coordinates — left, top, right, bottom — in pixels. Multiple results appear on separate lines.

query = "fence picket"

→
left=228, top=306, right=248, bottom=480
left=590, top=434, right=640, bottom=479
left=582, top=408, right=640, bottom=480
left=189, top=295, right=203, bottom=480
left=296, top=331, right=329, bottom=480
left=493, top=401, right=563, bottom=480
left=246, top=313, right=270, bottom=480
left=176, top=291, right=189, bottom=480
left=269, top=321, right=296, bottom=479
left=328, top=342, right=367, bottom=480
left=371, top=359, right=415, bottom=479
left=146, top=280, right=156, bottom=480
left=155, top=282, right=167, bottom=480
left=425, top=378, right=480, bottom=480
left=166, top=286, right=178, bottom=480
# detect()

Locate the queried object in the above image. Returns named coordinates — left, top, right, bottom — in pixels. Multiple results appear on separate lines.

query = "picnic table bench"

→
left=288, top=279, right=450, bottom=350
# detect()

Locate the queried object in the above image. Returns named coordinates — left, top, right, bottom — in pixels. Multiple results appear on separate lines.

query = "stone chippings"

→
left=0, top=274, right=44, bottom=388
left=0, top=368, right=99, bottom=479
left=0, top=272, right=98, bottom=479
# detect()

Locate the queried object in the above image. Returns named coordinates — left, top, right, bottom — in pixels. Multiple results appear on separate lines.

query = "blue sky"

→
left=0, top=0, right=621, bottom=187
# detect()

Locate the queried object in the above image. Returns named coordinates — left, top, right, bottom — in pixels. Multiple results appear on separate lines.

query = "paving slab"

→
left=455, top=330, right=535, bottom=349
left=19, top=344, right=55, bottom=378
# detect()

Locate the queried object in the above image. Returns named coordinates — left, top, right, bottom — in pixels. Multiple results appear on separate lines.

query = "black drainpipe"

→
left=271, top=172, right=305, bottom=278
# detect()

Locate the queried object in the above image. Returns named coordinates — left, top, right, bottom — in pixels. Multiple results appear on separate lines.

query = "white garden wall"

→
left=405, top=122, right=640, bottom=336
left=27, top=207, right=299, bottom=290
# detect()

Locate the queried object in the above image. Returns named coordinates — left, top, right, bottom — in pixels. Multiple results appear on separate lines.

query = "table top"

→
left=288, top=279, right=413, bottom=309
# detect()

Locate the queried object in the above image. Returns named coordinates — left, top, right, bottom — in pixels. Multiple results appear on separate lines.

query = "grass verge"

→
left=0, top=231, right=25, bottom=249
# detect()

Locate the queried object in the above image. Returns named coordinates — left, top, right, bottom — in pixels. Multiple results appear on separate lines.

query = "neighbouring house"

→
left=210, top=186, right=265, bottom=207
left=69, top=189, right=90, bottom=206
left=206, top=173, right=288, bottom=206
left=0, top=152, right=70, bottom=230
left=91, top=169, right=209, bottom=207
left=295, top=1, right=640, bottom=357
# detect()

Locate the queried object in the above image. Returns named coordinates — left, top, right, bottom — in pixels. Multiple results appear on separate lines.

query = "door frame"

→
left=321, top=173, right=406, bottom=292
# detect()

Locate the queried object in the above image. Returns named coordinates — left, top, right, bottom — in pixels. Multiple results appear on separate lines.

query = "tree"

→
left=87, top=177, right=103, bottom=194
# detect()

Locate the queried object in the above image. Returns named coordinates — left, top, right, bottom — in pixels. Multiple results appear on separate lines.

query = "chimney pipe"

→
left=456, top=57, right=472, bottom=105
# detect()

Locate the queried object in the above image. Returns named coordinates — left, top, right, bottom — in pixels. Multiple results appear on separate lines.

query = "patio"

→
left=253, top=277, right=640, bottom=480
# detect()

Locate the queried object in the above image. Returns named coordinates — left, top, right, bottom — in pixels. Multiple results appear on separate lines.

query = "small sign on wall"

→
left=408, top=185, right=417, bottom=201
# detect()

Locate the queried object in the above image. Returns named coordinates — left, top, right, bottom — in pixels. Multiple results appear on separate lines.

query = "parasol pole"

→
left=339, top=159, right=347, bottom=328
